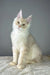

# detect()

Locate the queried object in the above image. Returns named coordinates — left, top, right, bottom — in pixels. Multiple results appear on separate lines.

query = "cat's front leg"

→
left=10, top=47, right=19, bottom=66
left=17, top=47, right=27, bottom=69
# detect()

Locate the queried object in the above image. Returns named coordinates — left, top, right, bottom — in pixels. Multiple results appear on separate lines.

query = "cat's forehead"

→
left=19, top=18, right=26, bottom=22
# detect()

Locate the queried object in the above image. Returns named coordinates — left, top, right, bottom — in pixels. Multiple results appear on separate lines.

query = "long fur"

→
left=10, top=10, right=42, bottom=69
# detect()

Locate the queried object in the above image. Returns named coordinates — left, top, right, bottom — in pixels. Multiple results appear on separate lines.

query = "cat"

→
left=10, top=10, right=42, bottom=69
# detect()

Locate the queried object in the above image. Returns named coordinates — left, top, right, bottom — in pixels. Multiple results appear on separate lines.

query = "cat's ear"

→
left=17, top=10, right=22, bottom=18
left=26, top=15, right=32, bottom=23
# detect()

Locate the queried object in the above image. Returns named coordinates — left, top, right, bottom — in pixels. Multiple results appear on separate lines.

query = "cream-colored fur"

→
left=10, top=10, right=42, bottom=69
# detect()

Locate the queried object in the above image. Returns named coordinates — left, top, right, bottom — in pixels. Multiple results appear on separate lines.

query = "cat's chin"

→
left=17, top=28, right=22, bottom=31
left=14, top=28, right=24, bottom=32
left=16, top=27, right=25, bottom=31
left=14, top=26, right=22, bottom=31
left=13, top=25, right=28, bottom=32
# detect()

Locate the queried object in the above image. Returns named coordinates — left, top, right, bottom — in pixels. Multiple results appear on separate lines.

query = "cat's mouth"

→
left=18, top=27, right=21, bottom=30
left=16, top=25, right=21, bottom=28
left=16, top=26, right=22, bottom=31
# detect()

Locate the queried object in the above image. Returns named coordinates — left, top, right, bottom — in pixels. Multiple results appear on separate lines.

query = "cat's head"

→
left=13, top=10, right=32, bottom=31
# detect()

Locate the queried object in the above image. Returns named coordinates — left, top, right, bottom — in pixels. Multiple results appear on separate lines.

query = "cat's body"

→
left=10, top=10, right=42, bottom=69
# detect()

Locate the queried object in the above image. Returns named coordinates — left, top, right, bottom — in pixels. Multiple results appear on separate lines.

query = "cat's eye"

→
left=17, top=21, right=20, bottom=24
left=22, top=24, right=25, bottom=26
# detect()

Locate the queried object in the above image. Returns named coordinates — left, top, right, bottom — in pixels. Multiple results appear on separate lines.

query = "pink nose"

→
left=18, top=25, right=21, bottom=28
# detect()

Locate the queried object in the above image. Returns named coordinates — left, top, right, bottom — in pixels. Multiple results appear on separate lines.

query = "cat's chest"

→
left=11, top=30, right=28, bottom=44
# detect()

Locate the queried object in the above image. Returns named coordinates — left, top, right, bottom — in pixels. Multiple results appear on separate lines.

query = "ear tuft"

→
left=26, top=15, right=32, bottom=23
left=17, top=9, right=22, bottom=18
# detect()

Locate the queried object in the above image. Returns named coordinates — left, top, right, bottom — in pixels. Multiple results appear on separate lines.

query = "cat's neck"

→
left=13, top=28, right=30, bottom=36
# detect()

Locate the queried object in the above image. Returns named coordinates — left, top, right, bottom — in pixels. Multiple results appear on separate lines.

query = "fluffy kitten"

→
left=10, top=10, right=42, bottom=69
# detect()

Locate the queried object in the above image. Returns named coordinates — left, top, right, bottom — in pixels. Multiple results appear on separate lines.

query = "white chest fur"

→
left=11, top=29, right=29, bottom=49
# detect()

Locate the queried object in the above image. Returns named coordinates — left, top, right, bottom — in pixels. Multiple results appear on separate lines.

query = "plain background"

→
left=0, top=0, right=50, bottom=56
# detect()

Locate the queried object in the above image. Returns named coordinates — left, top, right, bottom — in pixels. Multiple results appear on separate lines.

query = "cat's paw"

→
left=17, top=64, right=25, bottom=69
left=9, top=61, right=17, bottom=66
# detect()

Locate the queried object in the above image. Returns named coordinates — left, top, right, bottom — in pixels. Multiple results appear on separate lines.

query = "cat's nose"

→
left=18, top=25, right=21, bottom=28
